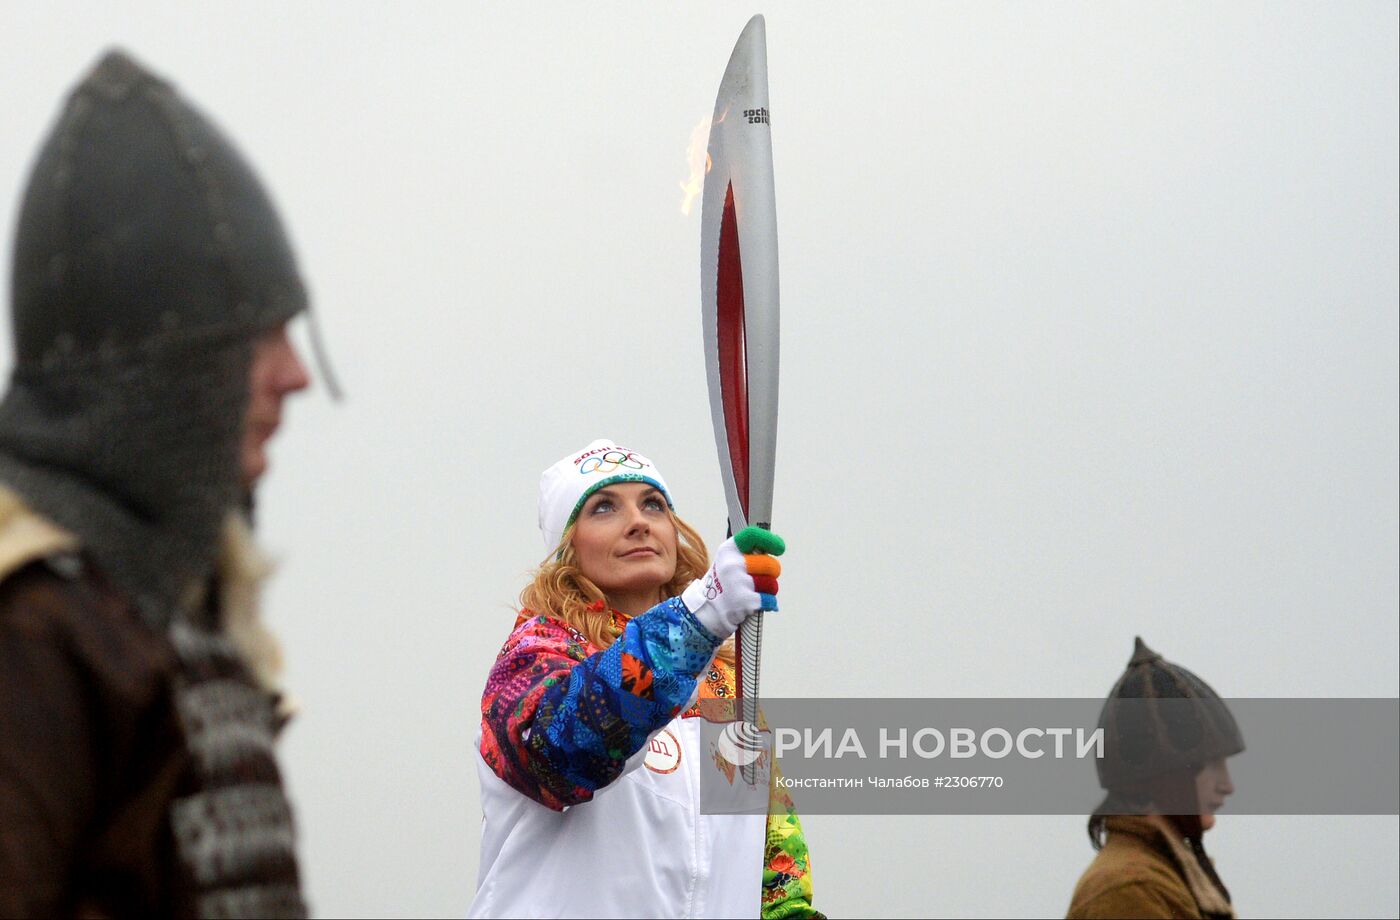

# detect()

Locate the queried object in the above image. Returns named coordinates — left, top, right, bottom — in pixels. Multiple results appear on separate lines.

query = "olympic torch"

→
left=699, top=15, right=780, bottom=783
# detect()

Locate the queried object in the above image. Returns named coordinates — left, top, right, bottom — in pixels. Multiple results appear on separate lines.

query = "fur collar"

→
left=0, top=485, right=78, bottom=574
left=1111, top=813, right=1235, bottom=918
left=0, top=485, right=292, bottom=716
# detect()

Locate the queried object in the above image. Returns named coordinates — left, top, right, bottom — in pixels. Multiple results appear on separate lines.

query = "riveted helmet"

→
left=1095, top=637, right=1245, bottom=791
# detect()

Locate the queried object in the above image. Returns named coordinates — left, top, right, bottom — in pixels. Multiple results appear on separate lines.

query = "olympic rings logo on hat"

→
left=579, top=450, right=647, bottom=475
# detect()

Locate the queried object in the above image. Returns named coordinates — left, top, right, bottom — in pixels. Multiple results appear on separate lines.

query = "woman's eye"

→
left=644, top=498, right=665, bottom=511
left=588, top=500, right=614, bottom=514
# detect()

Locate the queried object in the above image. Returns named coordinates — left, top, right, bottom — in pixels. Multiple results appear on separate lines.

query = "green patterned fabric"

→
left=761, top=761, right=825, bottom=919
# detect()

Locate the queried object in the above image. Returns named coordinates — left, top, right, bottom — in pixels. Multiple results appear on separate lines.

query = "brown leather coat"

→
left=1067, top=815, right=1234, bottom=919
left=0, top=558, right=192, bottom=917
left=0, top=491, right=295, bottom=918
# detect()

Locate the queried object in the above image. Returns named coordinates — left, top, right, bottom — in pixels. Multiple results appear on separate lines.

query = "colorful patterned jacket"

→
left=470, top=598, right=821, bottom=919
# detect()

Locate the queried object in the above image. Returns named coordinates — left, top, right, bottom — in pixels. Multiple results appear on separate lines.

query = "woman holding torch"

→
left=468, top=439, right=821, bottom=919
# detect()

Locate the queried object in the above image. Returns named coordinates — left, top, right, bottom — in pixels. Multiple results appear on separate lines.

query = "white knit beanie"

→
left=538, top=438, right=676, bottom=553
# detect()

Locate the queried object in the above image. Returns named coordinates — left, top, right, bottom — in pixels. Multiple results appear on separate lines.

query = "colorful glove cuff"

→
left=735, top=525, right=785, bottom=556
left=736, top=525, right=785, bottom=612
left=750, top=575, right=779, bottom=596
left=744, top=554, right=781, bottom=577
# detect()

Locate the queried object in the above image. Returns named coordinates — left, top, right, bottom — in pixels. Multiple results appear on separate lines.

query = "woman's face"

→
left=1194, top=758, right=1235, bottom=831
left=570, top=482, right=678, bottom=614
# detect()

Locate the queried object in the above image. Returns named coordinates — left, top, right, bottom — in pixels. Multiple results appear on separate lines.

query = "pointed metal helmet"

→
left=11, top=49, right=308, bottom=363
left=1094, top=637, right=1245, bottom=791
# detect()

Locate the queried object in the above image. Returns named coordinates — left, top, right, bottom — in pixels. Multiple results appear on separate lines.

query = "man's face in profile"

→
left=241, top=322, right=310, bottom=489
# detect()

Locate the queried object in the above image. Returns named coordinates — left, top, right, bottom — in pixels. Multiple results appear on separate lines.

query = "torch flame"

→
left=679, top=114, right=713, bottom=216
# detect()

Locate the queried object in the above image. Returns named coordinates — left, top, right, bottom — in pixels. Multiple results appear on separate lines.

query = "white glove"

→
left=681, top=537, right=764, bottom=640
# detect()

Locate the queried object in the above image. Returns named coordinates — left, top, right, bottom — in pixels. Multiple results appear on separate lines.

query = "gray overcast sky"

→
left=3, top=2, right=1397, bottom=917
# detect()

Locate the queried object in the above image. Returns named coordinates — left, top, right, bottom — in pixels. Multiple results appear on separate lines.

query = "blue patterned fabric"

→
left=480, top=597, right=722, bottom=809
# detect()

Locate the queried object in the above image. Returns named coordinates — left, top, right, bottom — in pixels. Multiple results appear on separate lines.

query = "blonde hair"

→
left=520, top=509, right=735, bottom=667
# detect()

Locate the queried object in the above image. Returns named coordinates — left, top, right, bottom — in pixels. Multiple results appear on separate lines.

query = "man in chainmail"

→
left=0, top=50, right=322, bottom=917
